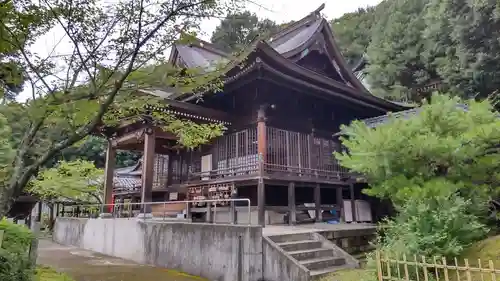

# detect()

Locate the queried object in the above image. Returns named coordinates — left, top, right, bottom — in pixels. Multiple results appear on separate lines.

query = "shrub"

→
left=0, top=218, right=34, bottom=281
left=0, top=218, right=33, bottom=253
left=35, top=266, right=74, bottom=281
left=377, top=188, right=489, bottom=259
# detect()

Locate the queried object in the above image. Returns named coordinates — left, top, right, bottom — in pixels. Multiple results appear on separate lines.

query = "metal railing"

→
left=60, top=198, right=252, bottom=225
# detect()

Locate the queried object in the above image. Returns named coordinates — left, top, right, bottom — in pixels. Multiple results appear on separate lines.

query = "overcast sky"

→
left=18, top=0, right=381, bottom=101
left=198, top=0, right=382, bottom=39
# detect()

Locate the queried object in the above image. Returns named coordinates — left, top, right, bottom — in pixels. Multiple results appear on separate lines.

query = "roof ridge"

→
left=185, top=37, right=230, bottom=57
left=268, top=4, right=325, bottom=43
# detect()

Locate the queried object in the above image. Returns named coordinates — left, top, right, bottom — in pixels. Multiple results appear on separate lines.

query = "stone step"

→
left=277, top=240, right=322, bottom=252
left=300, top=256, right=346, bottom=271
left=288, top=248, right=333, bottom=261
left=310, top=265, right=347, bottom=279
left=268, top=233, right=312, bottom=244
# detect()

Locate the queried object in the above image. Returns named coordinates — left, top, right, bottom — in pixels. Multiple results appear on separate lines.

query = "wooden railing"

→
left=185, top=126, right=349, bottom=182
left=376, top=252, right=500, bottom=281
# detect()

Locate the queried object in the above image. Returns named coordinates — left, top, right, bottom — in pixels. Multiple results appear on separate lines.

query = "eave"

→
left=254, top=42, right=410, bottom=112
left=258, top=61, right=393, bottom=114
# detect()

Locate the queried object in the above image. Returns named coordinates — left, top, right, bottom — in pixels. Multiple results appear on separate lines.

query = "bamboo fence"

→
left=376, top=252, right=500, bottom=281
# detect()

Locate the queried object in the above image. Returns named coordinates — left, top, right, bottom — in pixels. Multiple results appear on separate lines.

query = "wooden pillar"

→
left=230, top=185, right=237, bottom=224
left=103, top=141, right=116, bottom=210
left=36, top=201, right=42, bottom=222
left=336, top=186, right=344, bottom=222
left=314, top=184, right=322, bottom=222
left=141, top=129, right=155, bottom=214
left=288, top=182, right=296, bottom=225
left=206, top=202, right=213, bottom=223
left=349, top=183, right=356, bottom=223
left=257, top=105, right=267, bottom=163
left=257, top=105, right=267, bottom=226
left=257, top=178, right=265, bottom=226
left=49, top=203, right=54, bottom=227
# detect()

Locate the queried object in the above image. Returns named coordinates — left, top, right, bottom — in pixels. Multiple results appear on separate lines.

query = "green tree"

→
left=211, top=11, right=279, bottom=52
left=366, top=0, right=433, bottom=101
left=58, top=136, right=140, bottom=169
left=0, top=113, right=15, bottom=204
left=337, top=94, right=500, bottom=205
left=336, top=94, right=499, bottom=257
left=29, top=160, right=103, bottom=203
left=0, top=0, right=240, bottom=217
left=377, top=184, right=488, bottom=258
left=0, top=1, right=50, bottom=101
left=331, top=7, right=377, bottom=65
left=423, top=0, right=500, bottom=100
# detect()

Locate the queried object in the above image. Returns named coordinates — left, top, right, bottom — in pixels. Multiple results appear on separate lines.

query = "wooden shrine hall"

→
left=100, top=4, right=410, bottom=226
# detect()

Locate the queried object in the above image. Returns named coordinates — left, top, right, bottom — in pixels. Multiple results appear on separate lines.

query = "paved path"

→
left=37, top=239, right=205, bottom=281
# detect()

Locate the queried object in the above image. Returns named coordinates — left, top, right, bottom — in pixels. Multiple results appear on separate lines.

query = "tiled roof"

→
left=111, top=155, right=169, bottom=191
left=270, top=17, right=323, bottom=54
left=114, top=175, right=141, bottom=189
left=361, top=103, right=498, bottom=129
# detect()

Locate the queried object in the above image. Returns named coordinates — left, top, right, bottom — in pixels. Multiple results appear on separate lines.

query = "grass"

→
left=35, top=266, right=74, bottom=281
left=320, top=235, right=500, bottom=281
left=319, top=268, right=375, bottom=281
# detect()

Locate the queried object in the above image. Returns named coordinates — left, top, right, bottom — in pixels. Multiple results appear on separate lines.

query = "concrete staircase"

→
left=267, top=232, right=358, bottom=280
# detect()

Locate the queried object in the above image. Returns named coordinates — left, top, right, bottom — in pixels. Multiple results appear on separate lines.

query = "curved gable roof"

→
left=168, top=4, right=410, bottom=112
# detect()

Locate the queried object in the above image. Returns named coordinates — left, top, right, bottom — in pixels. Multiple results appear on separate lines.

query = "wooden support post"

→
left=37, top=201, right=42, bottom=222
left=49, top=204, right=54, bottom=229
left=230, top=185, right=237, bottom=224
left=257, top=105, right=267, bottom=227
left=350, top=183, right=356, bottom=223
left=206, top=202, right=213, bottom=223
left=103, top=141, right=116, bottom=210
left=336, top=186, right=344, bottom=222
left=257, top=178, right=266, bottom=226
left=56, top=203, right=60, bottom=218
left=141, top=129, right=156, bottom=214
left=186, top=202, right=192, bottom=220
left=257, top=105, right=267, bottom=164
left=288, top=182, right=296, bottom=225
left=315, top=184, right=322, bottom=222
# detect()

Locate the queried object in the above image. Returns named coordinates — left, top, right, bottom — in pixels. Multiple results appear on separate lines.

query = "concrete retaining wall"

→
left=53, top=218, right=263, bottom=281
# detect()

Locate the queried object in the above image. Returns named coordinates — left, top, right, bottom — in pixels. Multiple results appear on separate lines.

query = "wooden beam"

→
left=140, top=130, right=155, bottom=213
left=110, top=128, right=145, bottom=148
left=103, top=142, right=116, bottom=209
left=111, top=127, right=177, bottom=148
left=288, top=182, right=296, bottom=225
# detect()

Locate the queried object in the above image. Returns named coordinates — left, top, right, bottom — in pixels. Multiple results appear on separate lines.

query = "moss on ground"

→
left=451, top=235, right=500, bottom=281
left=35, top=266, right=74, bottom=281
